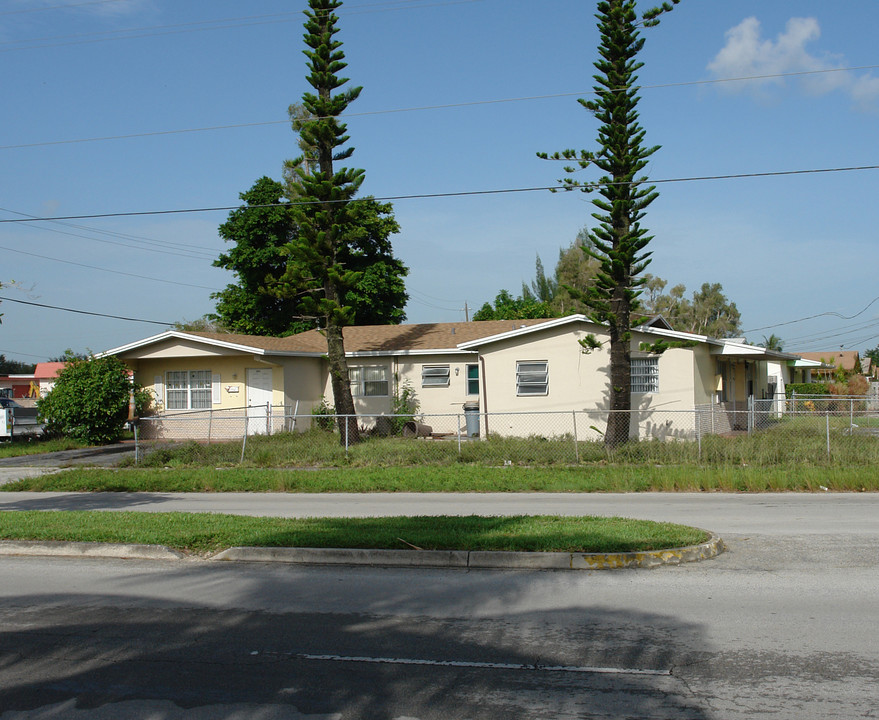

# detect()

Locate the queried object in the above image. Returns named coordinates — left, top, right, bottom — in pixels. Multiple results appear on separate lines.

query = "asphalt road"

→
left=1, top=490, right=878, bottom=718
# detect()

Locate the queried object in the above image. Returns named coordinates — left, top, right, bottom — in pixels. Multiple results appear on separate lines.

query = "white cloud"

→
left=707, top=16, right=879, bottom=108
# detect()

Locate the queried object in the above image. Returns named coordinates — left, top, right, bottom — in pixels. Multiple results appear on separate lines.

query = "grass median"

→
left=0, top=511, right=708, bottom=556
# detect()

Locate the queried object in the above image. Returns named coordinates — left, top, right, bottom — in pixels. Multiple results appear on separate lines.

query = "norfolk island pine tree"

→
left=538, top=0, right=680, bottom=448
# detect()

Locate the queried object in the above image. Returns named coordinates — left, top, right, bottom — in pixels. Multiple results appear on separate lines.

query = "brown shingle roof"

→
left=187, top=319, right=552, bottom=354
left=795, top=351, right=861, bottom=372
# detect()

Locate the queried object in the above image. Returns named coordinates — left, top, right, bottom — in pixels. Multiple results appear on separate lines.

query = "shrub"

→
left=786, top=383, right=830, bottom=398
left=37, top=354, right=152, bottom=445
left=389, top=379, right=419, bottom=435
left=311, top=396, right=336, bottom=431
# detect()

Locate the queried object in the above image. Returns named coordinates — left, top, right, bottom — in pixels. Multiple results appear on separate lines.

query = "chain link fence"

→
left=131, top=396, right=879, bottom=467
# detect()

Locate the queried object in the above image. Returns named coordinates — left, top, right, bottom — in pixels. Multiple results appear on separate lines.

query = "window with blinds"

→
left=349, top=366, right=389, bottom=397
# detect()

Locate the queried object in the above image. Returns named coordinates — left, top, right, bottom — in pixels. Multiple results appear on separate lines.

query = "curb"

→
left=0, top=539, right=186, bottom=561
left=0, top=532, right=724, bottom=570
left=213, top=532, right=724, bottom=570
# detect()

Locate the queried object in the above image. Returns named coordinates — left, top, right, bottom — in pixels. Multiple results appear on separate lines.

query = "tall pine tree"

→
left=273, top=0, right=366, bottom=443
left=540, top=0, right=678, bottom=448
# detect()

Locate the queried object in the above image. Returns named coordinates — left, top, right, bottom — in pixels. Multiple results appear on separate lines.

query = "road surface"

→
left=0, top=492, right=877, bottom=718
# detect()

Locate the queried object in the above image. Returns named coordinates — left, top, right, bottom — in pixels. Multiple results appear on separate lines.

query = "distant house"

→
left=102, top=316, right=812, bottom=440
left=794, top=351, right=862, bottom=382
left=0, top=362, right=68, bottom=407
left=0, top=374, right=37, bottom=401
left=34, top=362, right=66, bottom=397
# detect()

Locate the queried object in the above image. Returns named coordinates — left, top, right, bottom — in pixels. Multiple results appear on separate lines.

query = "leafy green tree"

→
left=48, top=350, right=90, bottom=362
left=172, top=316, right=229, bottom=333
left=639, top=277, right=740, bottom=338
left=538, top=0, right=679, bottom=448
left=0, top=355, right=36, bottom=374
left=686, top=282, right=741, bottom=337
left=473, top=289, right=552, bottom=321
left=269, top=0, right=371, bottom=443
left=214, top=182, right=407, bottom=336
left=37, top=354, right=151, bottom=445
left=212, top=177, right=306, bottom=336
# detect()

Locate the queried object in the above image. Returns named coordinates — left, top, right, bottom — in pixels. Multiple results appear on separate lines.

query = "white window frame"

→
left=421, top=365, right=450, bottom=388
left=165, top=370, right=213, bottom=410
left=631, top=356, right=659, bottom=394
left=516, top=361, right=548, bottom=396
left=349, top=365, right=389, bottom=397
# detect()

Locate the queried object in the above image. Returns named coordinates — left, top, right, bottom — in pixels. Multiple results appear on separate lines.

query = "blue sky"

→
left=2, top=0, right=879, bottom=363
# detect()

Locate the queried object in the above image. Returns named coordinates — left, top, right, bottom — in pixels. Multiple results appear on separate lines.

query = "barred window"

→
left=422, top=365, right=450, bottom=387
left=165, top=370, right=212, bottom=409
left=350, top=366, right=389, bottom=397
left=631, top=357, right=659, bottom=393
left=516, top=361, right=548, bottom=396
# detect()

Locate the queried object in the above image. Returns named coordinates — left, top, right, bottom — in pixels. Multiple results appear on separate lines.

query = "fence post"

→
left=267, top=402, right=271, bottom=436
left=240, top=411, right=248, bottom=464
left=572, top=410, right=580, bottom=463
left=695, top=409, right=701, bottom=461
left=345, top=414, right=350, bottom=457
left=826, top=412, right=831, bottom=460
left=207, top=409, right=213, bottom=445
left=133, top=422, right=139, bottom=465
left=457, top=413, right=462, bottom=456
left=850, top=397, right=854, bottom=431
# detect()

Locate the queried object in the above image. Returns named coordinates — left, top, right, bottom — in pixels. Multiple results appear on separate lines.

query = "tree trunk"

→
left=325, top=321, right=360, bottom=445
left=605, top=285, right=632, bottom=450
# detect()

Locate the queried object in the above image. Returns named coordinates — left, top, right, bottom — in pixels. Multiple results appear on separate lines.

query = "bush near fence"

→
left=131, top=397, right=879, bottom=468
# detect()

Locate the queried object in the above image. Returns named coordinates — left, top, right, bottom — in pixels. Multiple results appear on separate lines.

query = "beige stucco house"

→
left=103, top=316, right=810, bottom=440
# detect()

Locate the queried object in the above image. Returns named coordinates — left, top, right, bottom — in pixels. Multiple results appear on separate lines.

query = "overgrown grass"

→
left=3, top=464, right=874, bottom=493
left=122, top=419, right=879, bottom=470
left=0, top=436, right=88, bottom=458
left=0, top=511, right=707, bottom=555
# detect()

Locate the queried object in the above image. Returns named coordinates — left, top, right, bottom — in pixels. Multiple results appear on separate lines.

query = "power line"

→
left=0, top=243, right=221, bottom=291
left=4, top=65, right=879, bottom=151
left=3, top=164, right=879, bottom=224
left=0, top=207, right=217, bottom=260
left=0, top=11, right=302, bottom=49
left=0, top=295, right=173, bottom=326
left=0, top=1, right=480, bottom=52
left=0, top=0, right=124, bottom=15
left=0, top=349, right=54, bottom=361
left=742, top=294, right=879, bottom=334
left=783, top=317, right=879, bottom=345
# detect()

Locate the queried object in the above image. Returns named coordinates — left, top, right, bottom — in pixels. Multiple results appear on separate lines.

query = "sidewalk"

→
left=0, top=443, right=136, bottom=471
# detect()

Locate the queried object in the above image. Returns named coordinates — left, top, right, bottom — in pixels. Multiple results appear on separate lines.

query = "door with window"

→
left=246, top=368, right=273, bottom=435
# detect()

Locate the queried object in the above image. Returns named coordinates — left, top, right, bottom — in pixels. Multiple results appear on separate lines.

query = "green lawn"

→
left=0, top=436, right=88, bottom=458
left=0, top=511, right=708, bottom=555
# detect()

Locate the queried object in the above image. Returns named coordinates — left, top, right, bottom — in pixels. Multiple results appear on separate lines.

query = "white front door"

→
left=246, top=368, right=273, bottom=435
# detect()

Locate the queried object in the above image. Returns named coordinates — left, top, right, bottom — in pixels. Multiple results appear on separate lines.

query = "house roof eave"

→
left=99, top=331, right=291, bottom=358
